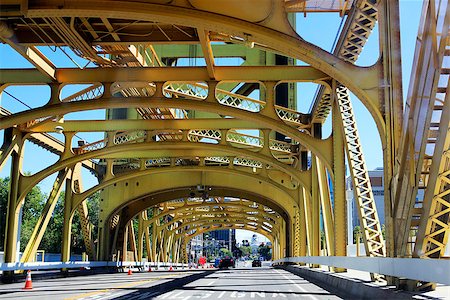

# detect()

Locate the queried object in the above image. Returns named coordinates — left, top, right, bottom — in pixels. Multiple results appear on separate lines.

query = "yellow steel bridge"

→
left=0, top=0, right=448, bottom=291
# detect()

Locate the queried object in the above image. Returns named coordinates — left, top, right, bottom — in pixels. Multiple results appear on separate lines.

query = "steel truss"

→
left=0, top=0, right=441, bottom=291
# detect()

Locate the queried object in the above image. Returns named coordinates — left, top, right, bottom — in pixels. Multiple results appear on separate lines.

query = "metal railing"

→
left=272, top=256, right=450, bottom=285
left=0, top=261, right=188, bottom=272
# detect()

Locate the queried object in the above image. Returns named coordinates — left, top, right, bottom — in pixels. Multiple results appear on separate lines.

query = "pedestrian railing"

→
left=272, top=256, right=450, bottom=285
left=0, top=261, right=188, bottom=272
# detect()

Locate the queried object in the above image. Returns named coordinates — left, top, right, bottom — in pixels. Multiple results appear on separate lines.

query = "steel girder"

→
left=311, top=0, right=380, bottom=123
left=0, top=89, right=333, bottom=169
left=118, top=197, right=286, bottom=263
left=0, top=0, right=383, bottom=128
left=393, top=0, right=450, bottom=259
left=389, top=0, right=449, bottom=290
left=0, top=0, right=406, bottom=288
left=92, top=168, right=296, bottom=260
left=336, top=85, right=385, bottom=258
left=18, top=140, right=309, bottom=204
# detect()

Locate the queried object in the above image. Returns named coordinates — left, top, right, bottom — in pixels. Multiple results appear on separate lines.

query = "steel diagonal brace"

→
left=18, top=141, right=308, bottom=202
left=0, top=97, right=333, bottom=171
left=143, top=202, right=279, bottom=229
left=335, top=85, right=385, bottom=259
left=0, top=128, right=20, bottom=174
left=20, top=169, right=69, bottom=263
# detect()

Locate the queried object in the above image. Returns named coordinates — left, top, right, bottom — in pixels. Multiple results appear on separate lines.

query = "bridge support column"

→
left=61, top=170, right=75, bottom=263
left=298, top=187, right=307, bottom=259
left=1, top=145, right=24, bottom=283
left=332, top=98, right=347, bottom=272
left=310, top=124, right=322, bottom=267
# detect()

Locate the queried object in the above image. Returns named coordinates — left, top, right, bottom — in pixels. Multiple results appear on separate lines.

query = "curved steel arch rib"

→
left=98, top=168, right=297, bottom=222
left=20, top=0, right=380, bottom=124
left=20, top=142, right=310, bottom=208
left=4, top=96, right=333, bottom=171
left=144, top=198, right=282, bottom=228
left=98, top=177, right=293, bottom=260
left=142, top=201, right=282, bottom=239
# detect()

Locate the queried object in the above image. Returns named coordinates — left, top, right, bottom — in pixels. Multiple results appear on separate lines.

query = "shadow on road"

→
left=114, top=270, right=217, bottom=299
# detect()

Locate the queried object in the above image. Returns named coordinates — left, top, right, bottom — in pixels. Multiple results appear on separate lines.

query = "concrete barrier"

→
left=281, top=265, right=415, bottom=299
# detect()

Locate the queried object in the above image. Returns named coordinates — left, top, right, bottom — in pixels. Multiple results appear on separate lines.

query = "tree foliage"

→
left=257, top=242, right=272, bottom=260
left=0, top=177, right=10, bottom=251
left=0, top=177, right=100, bottom=255
left=239, top=245, right=252, bottom=256
left=219, top=247, right=232, bottom=257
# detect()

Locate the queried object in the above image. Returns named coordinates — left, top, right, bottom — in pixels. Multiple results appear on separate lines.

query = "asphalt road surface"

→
left=0, top=266, right=342, bottom=299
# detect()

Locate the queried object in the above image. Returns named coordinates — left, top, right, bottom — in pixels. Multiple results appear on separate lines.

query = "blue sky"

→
left=0, top=1, right=423, bottom=244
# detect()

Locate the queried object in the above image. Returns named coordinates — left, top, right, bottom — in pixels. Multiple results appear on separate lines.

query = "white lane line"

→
left=207, top=279, right=217, bottom=286
left=274, top=269, right=318, bottom=300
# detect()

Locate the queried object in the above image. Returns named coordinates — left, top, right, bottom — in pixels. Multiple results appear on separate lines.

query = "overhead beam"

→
left=153, top=44, right=248, bottom=59
left=0, top=23, right=56, bottom=80
left=24, top=119, right=266, bottom=133
left=0, top=66, right=329, bottom=84
left=197, top=30, right=215, bottom=79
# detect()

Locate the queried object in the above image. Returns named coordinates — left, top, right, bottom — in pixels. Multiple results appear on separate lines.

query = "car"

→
left=214, top=257, right=221, bottom=268
left=218, top=256, right=235, bottom=269
left=252, top=260, right=262, bottom=267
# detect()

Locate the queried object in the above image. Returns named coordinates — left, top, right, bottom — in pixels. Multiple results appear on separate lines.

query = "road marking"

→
left=274, top=269, right=318, bottom=300
left=64, top=274, right=181, bottom=300
left=206, top=279, right=216, bottom=286
left=217, top=291, right=227, bottom=298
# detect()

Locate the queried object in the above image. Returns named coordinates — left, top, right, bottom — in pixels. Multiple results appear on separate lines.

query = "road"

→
left=0, top=266, right=342, bottom=299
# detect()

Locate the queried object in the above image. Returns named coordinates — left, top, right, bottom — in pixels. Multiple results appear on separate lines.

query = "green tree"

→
left=40, top=193, right=64, bottom=253
left=257, top=243, right=272, bottom=260
left=239, top=245, right=252, bottom=256
left=19, top=182, right=47, bottom=252
left=353, top=225, right=361, bottom=244
left=0, top=177, right=101, bottom=256
left=0, top=177, right=10, bottom=251
left=219, top=248, right=232, bottom=257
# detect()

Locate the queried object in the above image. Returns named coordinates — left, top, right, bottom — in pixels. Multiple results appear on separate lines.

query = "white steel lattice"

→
left=337, top=85, right=385, bottom=257
left=276, top=105, right=305, bottom=125
left=227, top=132, right=263, bottom=148
left=205, top=156, right=230, bottom=164
left=145, top=158, right=171, bottom=168
left=114, top=130, right=147, bottom=145
left=234, top=157, right=263, bottom=168
left=188, top=129, right=221, bottom=142
left=62, top=84, right=104, bottom=102
left=164, top=82, right=208, bottom=100
left=269, top=140, right=292, bottom=153
left=216, top=90, right=265, bottom=112
left=77, top=139, right=107, bottom=153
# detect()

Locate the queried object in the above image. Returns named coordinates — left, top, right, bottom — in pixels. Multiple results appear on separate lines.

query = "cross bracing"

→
left=0, top=0, right=448, bottom=291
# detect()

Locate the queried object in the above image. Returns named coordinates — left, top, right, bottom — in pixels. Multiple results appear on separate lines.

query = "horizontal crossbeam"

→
left=0, top=66, right=329, bottom=84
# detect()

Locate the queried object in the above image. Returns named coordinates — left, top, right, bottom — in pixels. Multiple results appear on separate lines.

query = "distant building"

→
left=346, top=167, right=424, bottom=244
left=250, top=234, right=259, bottom=254
left=204, top=229, right=237, bottom=258
left=188, top=234, right=203, bottom=262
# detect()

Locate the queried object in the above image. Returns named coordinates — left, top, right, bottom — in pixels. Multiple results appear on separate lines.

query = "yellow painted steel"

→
left=20, top=169, right=69, bottom=263
left=0, top=0, right=447, bottom=291
left=332, top=100, right=347, bottom=273
left=335, top=85, right=385, bottom=258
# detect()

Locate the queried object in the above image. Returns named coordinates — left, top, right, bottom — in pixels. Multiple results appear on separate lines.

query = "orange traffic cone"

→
left=23, top=270, right=32, bottom=290
left=169, top=266, right=173, bottom=271
left=127, top=267, right=133, bottom=275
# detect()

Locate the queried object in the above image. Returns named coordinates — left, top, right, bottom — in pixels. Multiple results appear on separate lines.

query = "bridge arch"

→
left=91, top=169, right=295, bottom=260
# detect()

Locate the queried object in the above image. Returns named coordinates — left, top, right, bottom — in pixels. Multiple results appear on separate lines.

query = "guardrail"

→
left=272, top=256, right=450, bottom=285
left=0, top=261, right=188, bottom=272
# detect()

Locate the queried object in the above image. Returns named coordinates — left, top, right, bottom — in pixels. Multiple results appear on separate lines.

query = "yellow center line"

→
left=64, top=273, right=182, bottom=300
